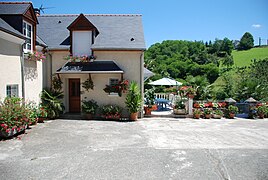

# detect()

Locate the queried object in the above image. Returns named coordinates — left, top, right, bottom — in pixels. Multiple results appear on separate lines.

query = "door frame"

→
left=68, top=78, right=81, bottom=113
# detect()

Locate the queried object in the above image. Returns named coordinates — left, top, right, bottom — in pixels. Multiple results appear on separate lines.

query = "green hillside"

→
left=232, top=46, right=268, bottom=67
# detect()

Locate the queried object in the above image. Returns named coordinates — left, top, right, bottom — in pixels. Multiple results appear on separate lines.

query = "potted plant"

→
left=100, top=104, right=122, bottom=120
left=203, top=108, right=212, bottom=119
left=193, top=109, right=202, bottom=119
left=173, top=99, right=186, bottom=115
left=40, top=89, right=64, bottom=119
left=25, top=51, right=46, bottom=62
left=125, top=81, right=142, bottom=120
left=36, top=106, right=48, bottom=123
left=144, top=88, right=156, bottom=115
left=82, top=78, right=94, bottom=91
left=82, top=99, right=99, bottom=119
left=213, top=109, right=223, bottom=119
left=257, top=105, right=267, bottom=119
left=227, top=105, right=238, bottom=119
left=51, top=76, right=62, bottom=92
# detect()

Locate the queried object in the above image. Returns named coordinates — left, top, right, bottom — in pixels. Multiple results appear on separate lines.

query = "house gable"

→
left=67, top=14, right=99, bottom=55
left=67, top=13, right=98, bottom=32
left=23, top=5, right=38, bottom=24
left=0, top=2, right=38, bottom=51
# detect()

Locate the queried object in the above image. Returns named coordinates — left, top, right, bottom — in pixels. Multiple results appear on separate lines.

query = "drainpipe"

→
left=49, top=50, right=53, bottom=89
left=20, top=45, right=25, bottom=101
left=140, top=51, right=144, bottom=118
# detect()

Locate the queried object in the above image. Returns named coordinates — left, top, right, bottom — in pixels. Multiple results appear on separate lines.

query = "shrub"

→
left=203, top=108, right=212, bottom=115
left=100, top=104, right=122, bottom=119
left=257, top=105, right=268, bottom=115
left=228, top=105, right=238, bottom=114
left=214, top=109, right=223, bottom=116
left=40, top=89, right=64, bottom=119
left=125, top=81, right=142, bottom=113
left=174, top=99, right=186, bottom=109
left=144, top=88, right=155, bottom=108
left=0, top=97, right=30, bottom=133
left=193, top=109, right=202, bottom=115
left=82, top=99, right=98, bottom=114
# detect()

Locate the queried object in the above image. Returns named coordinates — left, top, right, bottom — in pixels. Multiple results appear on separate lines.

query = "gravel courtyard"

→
left=0, top=118, right=268, bottom=180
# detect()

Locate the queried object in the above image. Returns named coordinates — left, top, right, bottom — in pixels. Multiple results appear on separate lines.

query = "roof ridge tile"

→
left=39, top=14, right=142, bottom=17
left=0, top=2, right=32, bottom=4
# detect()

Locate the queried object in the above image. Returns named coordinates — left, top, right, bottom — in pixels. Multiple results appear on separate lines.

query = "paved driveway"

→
left=0, top=118, right=268, bottom=179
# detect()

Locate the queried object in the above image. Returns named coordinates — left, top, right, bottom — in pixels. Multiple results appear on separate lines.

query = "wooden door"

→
left=69, top=79, right=81, bottom=113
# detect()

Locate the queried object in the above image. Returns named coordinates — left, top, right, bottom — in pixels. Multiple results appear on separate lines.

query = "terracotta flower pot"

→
left=204, top=114, right=211, bottom=119
left=188, top=94, right=195, bottom=99
left=213, top=114, right=222, bottom=119
left=152, top=105, right=158, bottom=111
left=37, top=117, right=45, bottom=123
left=229, top=113, right=235, bottom=119
left=144, top=107, right=152, bottom=115
left=258, top=113, right=265, bottom=119
left=194, top=114, right=200, bottom=119
left=130, top=112, right=138, bottom=121
left=85, top=114, right=93, bottom=120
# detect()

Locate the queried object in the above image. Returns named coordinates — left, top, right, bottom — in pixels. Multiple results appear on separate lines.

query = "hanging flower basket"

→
left=82, top=78, right=94, bottom=91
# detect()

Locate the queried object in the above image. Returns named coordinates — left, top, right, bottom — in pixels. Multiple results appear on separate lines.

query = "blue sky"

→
left=6, top=0, right=268, bottom=47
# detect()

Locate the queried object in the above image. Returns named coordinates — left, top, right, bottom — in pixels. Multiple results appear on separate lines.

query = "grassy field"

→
left=232, top=46, right=268, bottom=67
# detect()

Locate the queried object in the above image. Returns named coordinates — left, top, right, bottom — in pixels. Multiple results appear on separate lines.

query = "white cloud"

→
left=252, top=24, right=261, bottom=28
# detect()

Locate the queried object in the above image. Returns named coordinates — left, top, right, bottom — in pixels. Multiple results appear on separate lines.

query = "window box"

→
left=24, top=51, right=46, bottom=62
left=103, top=79, right=129, bottom=97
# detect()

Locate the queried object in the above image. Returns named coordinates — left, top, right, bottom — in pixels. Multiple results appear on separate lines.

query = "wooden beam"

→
left=57, top=73, right=61, bottom=82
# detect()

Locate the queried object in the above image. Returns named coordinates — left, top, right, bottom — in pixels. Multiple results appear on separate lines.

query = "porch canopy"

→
left=149, top=77, right=182, bottom=86
left=56, top=61, right=124, bottom=74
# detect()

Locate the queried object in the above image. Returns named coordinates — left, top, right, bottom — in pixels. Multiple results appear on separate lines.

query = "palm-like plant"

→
left=40, top=89, right=64, bottom=119
left=125, top=81, right=142, bottom=120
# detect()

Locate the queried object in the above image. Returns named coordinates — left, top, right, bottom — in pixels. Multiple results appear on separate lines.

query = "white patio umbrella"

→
left=149, top=77, right=182, bottom=86
left=144, top=67, right=154, bottom=81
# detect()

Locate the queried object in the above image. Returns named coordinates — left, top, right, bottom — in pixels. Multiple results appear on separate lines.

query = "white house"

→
left=0, top=2, right=146, bottom=117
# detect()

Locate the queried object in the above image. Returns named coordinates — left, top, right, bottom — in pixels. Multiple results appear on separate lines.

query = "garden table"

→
left=155, top=98, right=171, bottom=111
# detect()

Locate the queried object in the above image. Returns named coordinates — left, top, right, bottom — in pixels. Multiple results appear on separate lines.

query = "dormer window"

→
left=23, top=21, right=33, bottom=53
left=67, top=14, right=99, bottom=56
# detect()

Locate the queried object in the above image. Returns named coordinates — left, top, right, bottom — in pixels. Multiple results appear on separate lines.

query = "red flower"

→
left=6, top=129, right=10, bottom=133
left=256, top=103, right=262, bottom=108
left=193, top=103, right=200, bottom=108
left=207, top=102, right=213, bottom=107
left=179, top=86, right=189, bottom=91
left=218, top=102, right=226, bottom=108
left=1, top=124, right=5, bottom=128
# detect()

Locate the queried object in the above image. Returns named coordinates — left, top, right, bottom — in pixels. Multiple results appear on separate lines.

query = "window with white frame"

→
left=109, top=78, right=119, bottom=86
left=6, top=84, right=19, bottom=97
left=23, top=21, right=32, bottom=52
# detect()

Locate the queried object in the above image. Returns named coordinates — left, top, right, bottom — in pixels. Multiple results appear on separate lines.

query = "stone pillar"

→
left=188, top=98, right=193, bottom=116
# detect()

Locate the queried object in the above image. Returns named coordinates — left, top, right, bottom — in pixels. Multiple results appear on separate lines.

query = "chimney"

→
left=34, top=8, right=40, bottom=16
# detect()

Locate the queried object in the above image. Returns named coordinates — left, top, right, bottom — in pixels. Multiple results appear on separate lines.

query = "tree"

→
left=221, top=38, right=234, bottom=55
left=238, top=32, right=254, bottom=50
left=221, top=55, right=234, bottom=68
